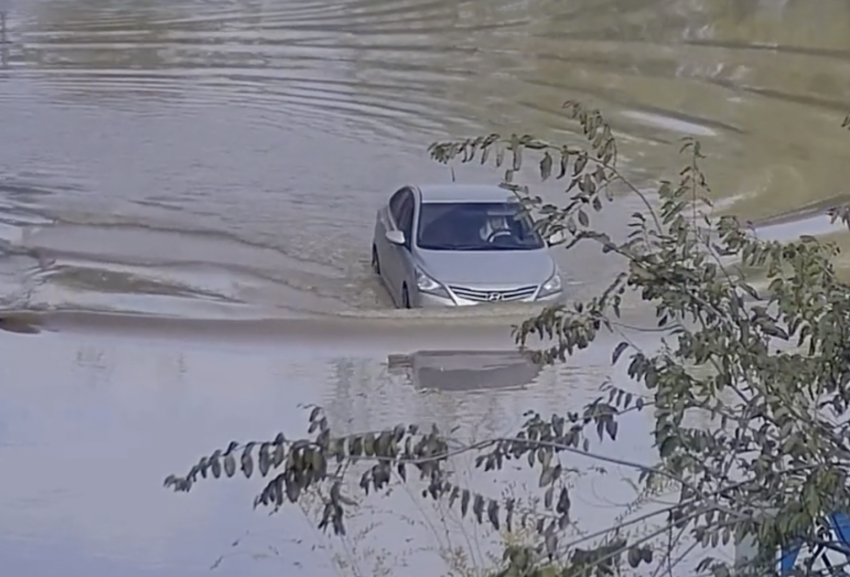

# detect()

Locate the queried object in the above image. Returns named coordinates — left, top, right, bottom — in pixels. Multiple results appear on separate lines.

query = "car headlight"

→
left=538, top=271, right=562, bottom=297
left=415, top=268, right=450, bottom=298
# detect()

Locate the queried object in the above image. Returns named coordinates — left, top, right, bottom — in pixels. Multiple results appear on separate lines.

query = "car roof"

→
left=415, top=184, right=518, bottom=204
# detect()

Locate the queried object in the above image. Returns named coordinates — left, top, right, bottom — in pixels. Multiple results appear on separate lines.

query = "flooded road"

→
left=0, top=326, right=674, bottom=577
left=0, top=1, right=848, bottom=574
left=0, top=0, right=849, bottom=319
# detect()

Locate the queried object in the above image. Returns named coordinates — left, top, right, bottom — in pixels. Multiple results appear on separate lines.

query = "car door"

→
left=376, top=188, right=408, bottom=294
left=384, top=189, right=416, bottom=305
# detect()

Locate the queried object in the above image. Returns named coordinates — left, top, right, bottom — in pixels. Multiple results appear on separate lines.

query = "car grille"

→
left=448, top=285, right=539, bottom=303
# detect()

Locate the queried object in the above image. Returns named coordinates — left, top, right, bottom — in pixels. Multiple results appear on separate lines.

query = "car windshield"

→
left=416, top=201, right=545, bottom=251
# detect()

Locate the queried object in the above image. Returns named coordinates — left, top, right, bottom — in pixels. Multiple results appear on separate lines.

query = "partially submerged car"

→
left=371, top=183, right=564, bottom=308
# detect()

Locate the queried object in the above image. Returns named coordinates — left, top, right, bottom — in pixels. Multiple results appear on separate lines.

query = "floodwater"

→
left=0, top=0, right=849, bottom=574
left=0, top=0, right=849, bottom=319
left=0, top=325, right=689, bottom=577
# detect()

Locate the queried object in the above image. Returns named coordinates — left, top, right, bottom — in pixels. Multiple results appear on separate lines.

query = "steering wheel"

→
left=487, top=229, right=513, bottom=243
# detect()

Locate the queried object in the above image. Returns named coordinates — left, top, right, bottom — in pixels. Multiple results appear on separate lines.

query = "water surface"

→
left=0, top=0, right=849, bottom=319
left=0, top=1, right=847, bottom=574
left=0, top=327, right=673, bottom=576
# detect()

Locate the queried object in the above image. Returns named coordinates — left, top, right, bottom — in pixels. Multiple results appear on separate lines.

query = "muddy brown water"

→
left=0, top=0, right=849, bottom=322
left=0, top=0, right=848, bottom=574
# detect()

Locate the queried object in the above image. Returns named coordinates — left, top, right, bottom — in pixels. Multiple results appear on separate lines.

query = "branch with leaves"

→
left=164, top=403, right=689, bottom=576
left=165, top=103, right=850, bottom=577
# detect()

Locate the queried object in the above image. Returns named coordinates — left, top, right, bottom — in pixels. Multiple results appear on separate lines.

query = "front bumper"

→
left=416, top=288, right=563, bottom=308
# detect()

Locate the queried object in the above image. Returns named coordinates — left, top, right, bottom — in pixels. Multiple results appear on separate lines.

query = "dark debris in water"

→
left=0, top=314, right=42, bottom=334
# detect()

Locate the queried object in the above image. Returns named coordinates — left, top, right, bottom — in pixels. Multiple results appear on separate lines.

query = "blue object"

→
left=777, top=512, right=850, bottom=575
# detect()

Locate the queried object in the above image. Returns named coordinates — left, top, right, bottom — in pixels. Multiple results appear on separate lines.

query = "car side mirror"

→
left=547, top=230, right=567, bottom=246
left=386, top=230, right=406, bottom=245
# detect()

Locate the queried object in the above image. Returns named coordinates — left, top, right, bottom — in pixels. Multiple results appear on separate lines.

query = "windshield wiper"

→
left=421, top=243, right=542, bottom=251
left=421, top=244, right=486, bottom=251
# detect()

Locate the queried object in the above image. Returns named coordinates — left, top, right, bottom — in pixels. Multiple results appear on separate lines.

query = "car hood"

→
left=416, top=248, right=556, bottom=287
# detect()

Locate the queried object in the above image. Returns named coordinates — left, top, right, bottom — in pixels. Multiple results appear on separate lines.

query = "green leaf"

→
left=224, top=453, right=236, bottom=478
left=539, top=465, right=556, bottom=488
left=659, top=436, right=677, bottom=458
left=574, top=151, right=588, bottom=175
left=540, top=152, right=553, bottom=180
left=511, top=136, right=522, bottom=172
left=487, top=499, right=500, bottom=530
left=309, top=406, right=322, bottom=423
left=363, top=432, right=376, bottom=457
left=604, top=418, right=618, bottom=441
left=578, top=210, right=589, bottom=227
left=473, top=493, right=485, bottom=524
left=241, top=444, right=254, bottom=479
left=612, top=342, right=628, bottom=365
left=558, top=152, right=569, bottom=179
left=258, top=443, right=271, bottom=477
left=349, top=435, right=363, bottom=457
left=627, top=547, right=640, bottom=568
left=272, top=443, right=285, bottom=467
left=556, top=488, right=571, bottom=516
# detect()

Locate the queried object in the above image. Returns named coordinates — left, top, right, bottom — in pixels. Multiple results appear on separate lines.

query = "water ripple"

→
left=0, top=0, right=848, bottom=318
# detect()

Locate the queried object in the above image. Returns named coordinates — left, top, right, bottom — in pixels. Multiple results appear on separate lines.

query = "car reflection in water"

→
left=388, top=349, right=542, bottom=392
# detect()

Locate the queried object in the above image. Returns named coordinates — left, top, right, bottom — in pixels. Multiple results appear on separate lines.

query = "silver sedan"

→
left=370, top=183, right=565, bottom=309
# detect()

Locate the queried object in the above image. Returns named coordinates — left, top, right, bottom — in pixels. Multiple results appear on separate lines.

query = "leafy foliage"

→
left=166, top=102, right=850, bottom=577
